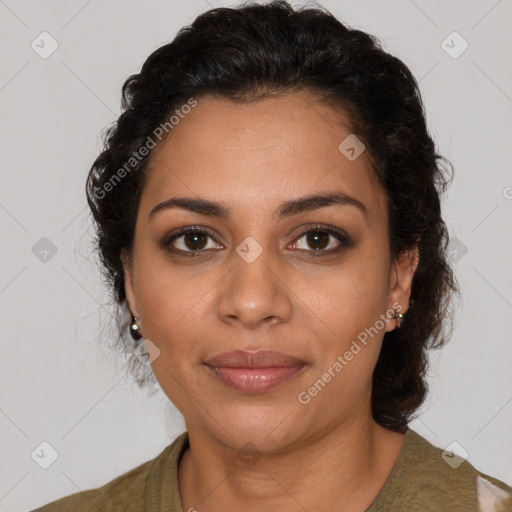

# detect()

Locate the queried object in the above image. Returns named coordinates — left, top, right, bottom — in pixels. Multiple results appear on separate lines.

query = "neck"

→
left=178, top=413, right=406, bottom=512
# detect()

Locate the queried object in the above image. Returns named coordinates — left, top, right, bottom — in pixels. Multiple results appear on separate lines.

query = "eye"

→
left=288, top=224, right=352, bottom=255
left=163, top=226, right=223, bottom=256
left=162, top=224, right=352, bottom=257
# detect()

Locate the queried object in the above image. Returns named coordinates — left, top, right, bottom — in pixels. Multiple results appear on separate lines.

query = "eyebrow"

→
left=148, top=191, right=367, bottom=221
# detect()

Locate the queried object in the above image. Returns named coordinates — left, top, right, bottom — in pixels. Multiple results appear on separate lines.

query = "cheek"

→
left=295, top=254, right=391, bottom=397
left=136, top=274, right=209, bottom=355
left=132, top=236, right=208, bottom=328
left=299, top=252, right=389, bottom=335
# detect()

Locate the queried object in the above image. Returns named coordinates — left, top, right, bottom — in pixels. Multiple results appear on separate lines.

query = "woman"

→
left=34, top=1, right=511, bottom=511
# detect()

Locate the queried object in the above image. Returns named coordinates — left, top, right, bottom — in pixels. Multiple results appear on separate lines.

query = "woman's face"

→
left=123, top=92, right=417, bottom=451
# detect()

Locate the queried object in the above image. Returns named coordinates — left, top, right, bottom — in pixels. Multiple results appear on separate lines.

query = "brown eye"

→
left=161, top=224, right=352, bottom=258
left=303, top=231, right=331, bottom=251
left=164, top=227, right=223, bottom=255
left=180, top=231, right=209, bottom=250
left=289, top=224, right=352, bottom=255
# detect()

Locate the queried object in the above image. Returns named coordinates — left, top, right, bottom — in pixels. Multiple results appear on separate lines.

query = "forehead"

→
left=139, top=92, right=387, bottom=223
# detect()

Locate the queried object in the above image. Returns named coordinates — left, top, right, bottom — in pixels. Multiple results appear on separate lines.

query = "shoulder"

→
left=32, top=432, right=189, bottom=512
left=474, top=472, right=512, bottom=512
left=369, top=428, right=512, bottom=512
left=400, top=428, right=511, bottom=511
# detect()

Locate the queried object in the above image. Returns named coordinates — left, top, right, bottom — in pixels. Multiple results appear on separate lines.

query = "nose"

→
left=216, top=249, right=293, bottom=330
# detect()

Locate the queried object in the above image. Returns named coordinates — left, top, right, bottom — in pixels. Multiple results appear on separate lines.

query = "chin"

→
left=205, top=404, right=308, bottom=454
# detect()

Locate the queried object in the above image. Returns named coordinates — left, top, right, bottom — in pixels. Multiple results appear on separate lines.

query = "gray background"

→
left=1, top=0, right=511, bottom=510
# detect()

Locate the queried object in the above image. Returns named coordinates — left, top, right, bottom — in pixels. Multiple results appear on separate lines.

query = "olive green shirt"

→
left=33, top=427, right=512, bottom=511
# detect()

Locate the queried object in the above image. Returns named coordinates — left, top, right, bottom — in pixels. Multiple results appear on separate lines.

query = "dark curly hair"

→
left=85, top=0, right=459, bottom=433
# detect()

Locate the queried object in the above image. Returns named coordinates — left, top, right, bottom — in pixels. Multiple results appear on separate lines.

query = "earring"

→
left=129, top=315, right=143, bottom=341
left=393, top=310, right=404, bottom=329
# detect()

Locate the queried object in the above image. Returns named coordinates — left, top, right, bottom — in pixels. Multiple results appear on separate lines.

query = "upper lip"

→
left=204, top=349, right=306, bottom=368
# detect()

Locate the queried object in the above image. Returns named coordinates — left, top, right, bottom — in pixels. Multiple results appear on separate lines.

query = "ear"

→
left=385, top=245, right=420, bottom=332
left=121, top=249, right=139, bottom=319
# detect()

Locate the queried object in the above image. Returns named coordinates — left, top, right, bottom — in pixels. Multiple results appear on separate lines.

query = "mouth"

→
left=204, top=349, right=307, bottom=393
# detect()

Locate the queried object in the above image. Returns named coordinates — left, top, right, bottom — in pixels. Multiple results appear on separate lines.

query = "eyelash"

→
left=161, top=224, right=352, bottom=258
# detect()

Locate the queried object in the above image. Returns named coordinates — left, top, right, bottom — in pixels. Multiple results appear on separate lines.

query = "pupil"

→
left=307, top=231, right=328, bottom=250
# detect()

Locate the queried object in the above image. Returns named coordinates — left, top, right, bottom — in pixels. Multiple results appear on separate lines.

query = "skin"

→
left=123, top=91, right=419, bottom=511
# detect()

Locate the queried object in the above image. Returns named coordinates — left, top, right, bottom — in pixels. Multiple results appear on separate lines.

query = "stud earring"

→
left=393, top=310, right=404, bottom=329
left=129, top=315, right=143, bottom=341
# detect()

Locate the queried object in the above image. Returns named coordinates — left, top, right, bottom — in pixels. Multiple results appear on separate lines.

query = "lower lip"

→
left=205, top=365, right=306, bottom=393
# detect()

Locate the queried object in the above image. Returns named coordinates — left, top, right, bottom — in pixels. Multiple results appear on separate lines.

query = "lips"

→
left=204, top=349, right=307, bottom=393
left=204, top=349, right=306, bottom=368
